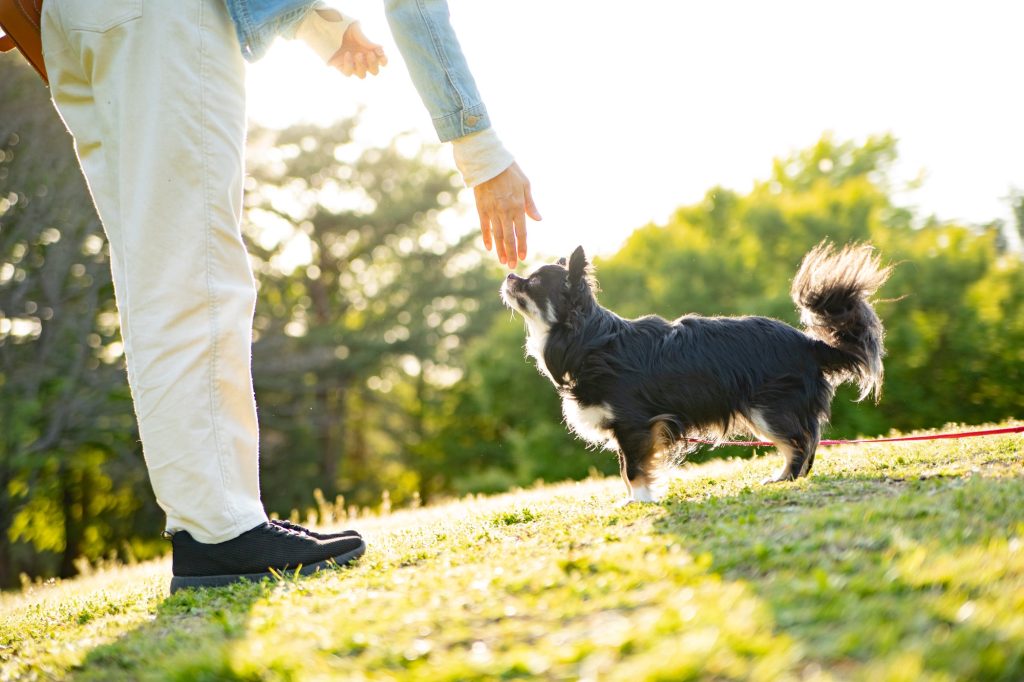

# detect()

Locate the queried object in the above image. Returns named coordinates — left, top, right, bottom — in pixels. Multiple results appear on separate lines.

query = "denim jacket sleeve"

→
left=383, top=0, right=492, bottom=142
left=225, top=0, right=492, bottom=143
left=224, top=0, right=316, bottom=62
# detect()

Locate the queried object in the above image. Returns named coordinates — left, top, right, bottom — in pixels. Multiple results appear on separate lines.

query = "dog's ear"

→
left=568, top=246, right=587, bottom=285
left=563, top=245, right=596, bottom=332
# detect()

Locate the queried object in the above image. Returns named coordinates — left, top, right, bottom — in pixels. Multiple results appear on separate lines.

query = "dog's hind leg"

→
left=764, top=439, right=813, bottom=483
left=749, top=409, right=818, bottom=483
left=797, top=420, right=822, bottom=478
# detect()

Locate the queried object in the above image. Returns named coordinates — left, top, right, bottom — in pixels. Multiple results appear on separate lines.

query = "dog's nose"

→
left=506, top=273, right=521, bottom=282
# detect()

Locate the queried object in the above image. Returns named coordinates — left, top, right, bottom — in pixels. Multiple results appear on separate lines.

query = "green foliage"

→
left=0, top=60, right=153, bottom=587
left=596, top=132, right=1023, bottom=441
left=242, top=121, right=499, bottom=510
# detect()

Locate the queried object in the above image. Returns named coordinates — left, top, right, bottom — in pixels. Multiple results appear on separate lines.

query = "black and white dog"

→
left=501, top=243, right=891, bottom=503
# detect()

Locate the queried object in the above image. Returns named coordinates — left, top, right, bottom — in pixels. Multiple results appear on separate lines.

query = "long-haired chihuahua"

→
left=501, top=242, right=892, bottom=503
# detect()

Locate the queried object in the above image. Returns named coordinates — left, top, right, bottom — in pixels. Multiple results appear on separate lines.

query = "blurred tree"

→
left=242, top=121, right=497, bottom=510
left=1007, top=188, right=1024, bottom=251
left=598, top=133, right=1023, bottom=442
left=0, top=62, right=151, bottom=587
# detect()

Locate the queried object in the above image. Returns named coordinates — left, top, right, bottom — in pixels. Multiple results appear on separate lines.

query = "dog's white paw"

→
left=630, top=485, right=661, bottom=503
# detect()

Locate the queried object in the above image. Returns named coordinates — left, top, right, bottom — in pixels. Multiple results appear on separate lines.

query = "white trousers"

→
left=41, top=0, right=268, bottom=542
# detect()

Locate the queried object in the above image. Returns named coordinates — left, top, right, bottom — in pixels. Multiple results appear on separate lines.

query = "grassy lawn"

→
left=1, top=422, right=1022, bottom=681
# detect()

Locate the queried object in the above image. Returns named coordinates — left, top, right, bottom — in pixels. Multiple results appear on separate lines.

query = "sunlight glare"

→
left=246, top=1, right=1024, bottom=262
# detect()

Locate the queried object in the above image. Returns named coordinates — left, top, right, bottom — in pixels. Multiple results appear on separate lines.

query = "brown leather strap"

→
left=0, top=0, right=47, bottom=83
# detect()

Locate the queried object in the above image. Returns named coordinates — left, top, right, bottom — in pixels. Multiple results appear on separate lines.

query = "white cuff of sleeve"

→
left=451, top=128, right=515, bottom=188
left=293, top=6, right=356, bottom=63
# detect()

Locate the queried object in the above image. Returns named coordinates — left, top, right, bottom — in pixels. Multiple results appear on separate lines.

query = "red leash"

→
left=686, top=425, right=1024, bottom=448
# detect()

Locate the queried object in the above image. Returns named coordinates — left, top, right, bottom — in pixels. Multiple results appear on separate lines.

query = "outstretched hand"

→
left=328, top=23, right=387, bottom=79
left=474, top=162, right=541, bottom=269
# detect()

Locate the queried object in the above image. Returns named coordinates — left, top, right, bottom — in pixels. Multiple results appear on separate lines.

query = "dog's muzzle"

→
left=501, top=274, right=527, bottom=310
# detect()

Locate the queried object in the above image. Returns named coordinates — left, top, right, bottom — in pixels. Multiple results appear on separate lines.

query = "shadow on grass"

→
left=66, top=578, right=279, bottom=681
left=654, top=470, right=1024, bottom=680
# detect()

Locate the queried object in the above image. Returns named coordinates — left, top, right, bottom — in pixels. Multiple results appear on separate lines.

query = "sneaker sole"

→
left=169, top=539, right=366, bottom=594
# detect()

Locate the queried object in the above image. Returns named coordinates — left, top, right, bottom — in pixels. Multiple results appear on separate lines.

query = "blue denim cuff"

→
left=226, top=0, right=315, bottom=61
left=432, top=102, right=491, bottom=143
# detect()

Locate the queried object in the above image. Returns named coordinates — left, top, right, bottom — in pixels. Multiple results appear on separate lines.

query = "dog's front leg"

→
left=616, top=429, right=663, bottom=503
left=616, top=451, right=633, bottom=502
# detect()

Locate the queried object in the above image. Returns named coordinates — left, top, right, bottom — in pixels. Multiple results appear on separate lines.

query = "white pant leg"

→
left=41, top=0, right=268, bottom=543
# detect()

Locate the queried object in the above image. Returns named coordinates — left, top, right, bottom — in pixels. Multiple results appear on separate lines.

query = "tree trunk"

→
left=58, top=460, right=88, bottom=578
left=350, top=398, right=366, bottom=477
left=310, top=251, right=347, bottom=497
left=0, top=453, right=16, bottom=588
left=317, top=383, right=346, bottom=497
left=0, top=509, right=13, bottom=588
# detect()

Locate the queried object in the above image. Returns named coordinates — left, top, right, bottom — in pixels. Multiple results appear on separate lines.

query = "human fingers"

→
left=477, top=203, right=493, bottom=252
left=340, top=51, right=354, bottom=77
left=328, top=51, right=345, bottom=74
left=365, top=49, right=381, bottom=75
left=500, top=212, right=518, bottom=269
left=524, top=186, right=542, bottom=222
left=513, top=208, right=527, bottom=262
left=376, top=47, right=388, bottom=67
left=492, top=220, right=508, bottom=266
left=354, top=52, right=367, bottom=79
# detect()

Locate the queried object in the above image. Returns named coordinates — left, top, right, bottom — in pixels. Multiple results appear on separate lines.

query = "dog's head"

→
left=501, top=246, right=598, bottom=383
left=500, top=245, right=595, bottom=328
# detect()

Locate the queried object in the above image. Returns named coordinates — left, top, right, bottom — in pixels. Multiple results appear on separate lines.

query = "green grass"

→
left=2, top=422, right=1022, bottom=681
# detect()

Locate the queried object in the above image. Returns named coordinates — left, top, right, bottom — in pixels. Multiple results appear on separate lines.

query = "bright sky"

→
left=246, top=0, right=1024, bottom=263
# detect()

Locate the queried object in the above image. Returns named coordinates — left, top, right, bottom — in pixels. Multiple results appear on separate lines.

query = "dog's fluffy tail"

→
left=791, top=241, right=892, bottom=402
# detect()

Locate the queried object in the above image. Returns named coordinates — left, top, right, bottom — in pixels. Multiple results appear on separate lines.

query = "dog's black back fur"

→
left=550, top=310, right=834, bottom=437
left=503, top=242, right=892, bottom=499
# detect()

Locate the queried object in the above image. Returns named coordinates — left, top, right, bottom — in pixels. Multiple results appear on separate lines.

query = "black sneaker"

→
left=270, top=518, right=362, bottom=540
left=168, top=522, right=365, bottom=594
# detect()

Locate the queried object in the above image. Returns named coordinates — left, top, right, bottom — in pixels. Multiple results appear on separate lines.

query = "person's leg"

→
left=41, top=0, right=266, bottom=543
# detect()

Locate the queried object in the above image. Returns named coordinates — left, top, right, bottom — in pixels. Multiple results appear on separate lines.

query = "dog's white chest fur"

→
left=519, top=305, right=618, bottom=449
left=524, top=318, right=550, bottom=369
left=562, top=397, right=616, bottom=449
